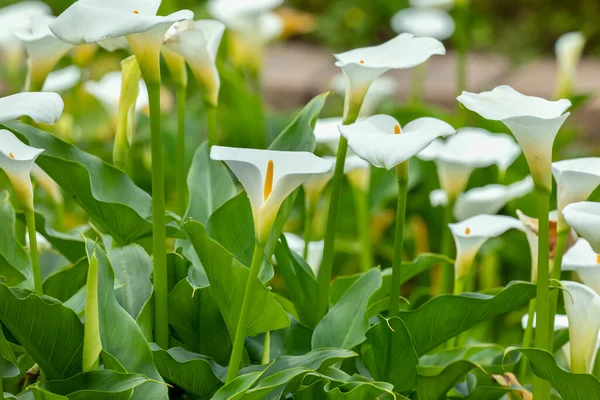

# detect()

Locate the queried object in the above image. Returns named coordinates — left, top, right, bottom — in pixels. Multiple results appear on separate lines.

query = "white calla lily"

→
left=391, top=8, right=455, bottom=41
left=284, top=232, right=324, bottom=275
left=555, top=32, right=585, bottom=98
left=457, top=85, right=571, bottom=191
left=563, top=202, right=600, bottom=253
left=210, top=146, right=333, bottom=243
left=563, top=239, right=600, bottom=295
left=42, top=66, right=82, bottom=93
left=163, top=20, right=225, bottom=107
left=449, top=214, right=524, bottom=292
left=562, top=281, right=600, bottom=373
left=410, top=0, right=455, bottom=10
left=314, top=117, right=343, bottom=152
left=430, top=189, right=448, bottom=208
left=521, top=313, right=569, bottom=330
left=0, top=92, right=64, bottom=125
left=12, top=14, right=73, bottom=92
left=84, top=71, right=149, bottom=120
left=302, top=156, right=335, bottom=206
left=331, top=74, right=397, bottom=118
left=334, top=33, right=445, bottom=120
left=340, top=115, right=455, bottom=171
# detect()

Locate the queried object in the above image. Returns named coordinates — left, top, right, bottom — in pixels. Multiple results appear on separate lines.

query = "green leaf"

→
left=40, top=370, right=150, bottom=400
left=312, top=269, right=382, bottom=350
left=0, top=192, right=31, bottom=286
left=0, top=284, right=83, bottom=380
left=151, top=345, right=226, bottom=397
left=43, top=258, right=88, bottom=302
left=363, top=316, right=419, bottom=394
left=184, top=221, right=289, bottom=338
left=211, top=372, right=262, bottom=400
left=1, top=121, right=180, bottom=245
left=0, top=325, right=19, bottom=379
left=398, top=281, right=538, bottom=355
left=509, top=347, right=600, bottom=399
left=462, top=386, right=522, bottom=400
left=184, top=142, right=236, bottom=224
left=294, top=374, right=398, bottom=400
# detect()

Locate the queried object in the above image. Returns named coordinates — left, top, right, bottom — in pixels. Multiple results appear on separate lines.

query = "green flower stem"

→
left=532, top=186, right=551, bottom=400
left=261, top=331, right=270, bottom=365
left=547, top=226, right=568, bottom=334
left=147, top=82, right=169, bottom=349
left=303, top=201, right=315, bottom=259
left=206, top=104, right=218, bottom=147
left=439, top=199, right=456, bottom=294
left=352, top=185, right=372, bottom=272
left=176, top=84, right=187, bottom=217
left=518, top=299, right=536, bottom=378
left=389, top=163, right=408, bottom=317
left=455, top=3, right=469, bottom=95
left=113, top=106, right=130, bottom=173
left=226, top=240, right=266, bottom=383
left=82, top=252, right=99, bottom=372
left=25, top=208, right=42, bottom=295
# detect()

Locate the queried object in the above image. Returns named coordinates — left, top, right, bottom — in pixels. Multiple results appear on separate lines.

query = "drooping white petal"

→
left=562, top=281, right=600, bottom=373
left=563, top=239, right=600, bottom=295
left=409, top=0, right=455, bottom=10
left=210, top=146, right=333, bottom=243
left=84, top=71, right=148, bottom=119
left=552, top=158, right=600, bottom=213
left=555, top=32, right=585, bottom=96
left=42, top=66, right=82, bottom=93
left=391, top=8, right=455, bottom=41
left=340, top=115, right=455, bottom=170
left=563, top=202, right=600, bottom=253
left=0, top=92, right=64, bottom=124
left=453, top=176, right=534, bottom=221
left=331, top=74, right=397, bottom=117
left=0, top=1, right=50, bottom=47
left=521, top=313, right=569, bottom=330
left=284, top=232, right=324, bottom=275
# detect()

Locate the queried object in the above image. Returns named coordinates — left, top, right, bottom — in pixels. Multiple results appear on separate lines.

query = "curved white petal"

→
left=331, top=74, right=397, bottom=117
left=563, top=238, right=600, bottom=295
left=429, top=189, right=448, bottom=207
left=562, top=281, right=600, bottom=373
left=0, top=92, right=64, bottom=124
left=210, top=146, right=333, bottom=243
left=521, top=313, right=569, bottom=330
left=391, top=8, right=455, bottom=41
left=409, top=0, right=455, bottom=10
left=454, top=127, right=521, bottom=174
left=42, top=66, right=82, bottom=93
left=284, top=232, right=324, bottom=275
left=552, top=158, right=600, bottom=213
left=0, top=2, right=51, bottom=47
left=84, top=71, right=148, bottom=118
left=209, top=0, right=283, bottom=42
left=563, top=202, right=600, bottom=254
left=340, top=115, right=455, bottom=170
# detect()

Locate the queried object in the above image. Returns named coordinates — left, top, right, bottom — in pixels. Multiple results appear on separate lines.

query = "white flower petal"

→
left=429, top=189, right=448, bottom=207
left=0, top=1, right=50, bottom=47
left=563, top=202, right=600, bottom=253
left=552, top=158, right=600, bottom=212
left=391, top=8, right=455, bottom=41
left=563, top=238, right=600, bottom=295
left=331, top=73, right=397, bottom=117
left=555, top=31, right=585, bottom=93
left=0, top=92, right=64, bottom=124
left=409, top=0, right=455, bottom=10
left=42, top=66, right=82, bottom=93
left=209, top=0, right=283, bottom=42
left=455, top=127, right=521, bottom=174
left=314, top=117, right=342, bottom=151
left=284, top=232, right=324, bottom=275
left=521, top=313, right=569, bottom=330
left=450, top=214, right=524, bottom=257
left=84, top=71, right=148, bottom=118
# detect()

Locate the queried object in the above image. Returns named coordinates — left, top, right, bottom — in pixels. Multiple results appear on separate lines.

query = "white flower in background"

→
left=563, top=239, right=600, bottom=295
left=562, top=281, right=600, bottom=373
left=563, top=202, right=600, bottom=253
left=211, top=146, right=333, bottom=243
left=449, top=214, right=524, bottom=290
left=284, top=232, right=324, bottom=275
left=391, top=8, right=455, bottom=41
left=330, top=74, right=398, bottom=118
left=418, top=128, right=519, bottom=201
left=340, top=115, right=455, bottom=170
left=0, top=92, right=64, bottom=124
left=521, top=313, right=569, bottom=330
left=344, top=155, right=371, bottom=192
left=42, top=66, right=82, bottom=93
left=457, top=85, right=571, bottom=191
left=334, top=33, right=445, bottom=120
left=12, top=15, right=73, bottom=91
left=50, top=0, right=194, bottom=82
left=31, top=164, right=63, bottom=206
left=314, top=117, right=343, bottom=153
left=302, top=156, right=335, bottom=206
left=555, top=31, right=585, bottom=98
left=163, top=20, right=225, bottom=107
left=84, top=71, right=149, bottom=120
left=410, top=0, right=455, bottom=10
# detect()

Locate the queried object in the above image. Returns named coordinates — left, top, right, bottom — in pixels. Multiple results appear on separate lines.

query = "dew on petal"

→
left=264, top=160, right=274, bottom=201
left=394, top=124, right=402, bottom=134
left=465, top=227, right=471, bottom=235
left=9, top=153, right=14, bottom=159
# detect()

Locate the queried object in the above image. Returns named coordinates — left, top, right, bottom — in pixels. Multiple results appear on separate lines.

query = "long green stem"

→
left=147, top=82, right=169, bottom=349
left=303, top=201, right=315, bottom=259
left=206, top=104, right=218, bottom=146
left=82, top=252, right=99, bottom=372
left=261, top=331, right=270, bottom=365
left=532, top=187, right=551, bottom=400
left=455, top=3, right=469, bottom=95
left=25, top=208, right=42, bottom=295
left=226, top=241, right=265, bottom=383
left=389, top=163, right=408, bottom=317
left=176, top=85, right=187, bottom=217
left=548, top=227, right=568, bottom=335
left=352, top=186, right=372, bottom=272
left=518, top=299, right=536, bottom=378
left=439, top=199, right=455, bottom=294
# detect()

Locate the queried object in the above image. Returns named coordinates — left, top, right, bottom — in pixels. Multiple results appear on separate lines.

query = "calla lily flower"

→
left=49, top=0, right=194, bottom=82
left=410, top=0, right=455, bottom=10
left=302, top=156, right=335, bottom=207
left=449, top=214, right=524, bottom=291
left=457, top=85, right=571, bottom=191
left=210, top=146, right=333, bottom=243
left=562, top=280, right=600, bottom=373
left=0, top=92, right=64, bottom=125
left=563, top=202, right=600, bottom=253
left=563, top=238, right=600, bottom=295
left=315, top=117, right=343, bottom=152
left=334, top=33, right=445, bottom=120
left=330, top=74, right=397, bottom=118
left=284, top=232, right=323, bottom=275
left=84, top=71, right=149, bottom=121
left=521, top=313, right=569, bottom=331
left=555, top=32, right=585, bottom=98
left=163, top=20, right=225, bottom=107
left=340, top=115, right=455, bottom=171
left=391, top=8, right=455, bottom=41
left=12, top=14, right=73, bottom=92
left=42, top=66, right=82, bottom=93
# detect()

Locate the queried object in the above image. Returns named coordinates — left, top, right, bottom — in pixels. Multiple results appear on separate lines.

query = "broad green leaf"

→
left=0, top=325, right=19, bottom=379
left=312, top=269, right=382, bottom=350
left=83, top=239, right=167, bottom=399
left=184, top=142, right=237, bottom=224
left=151, top=345, right=226, bottom=397
left=363, top=316, right=419, bottom=394
left=399, top=281, right=538, bottom=355
left=39, top=370, right=149, bottom=400
left=242, top=367, right=313, bottom=400
left=0, top=193, right=31, bottom=286
left=0, top=284, right=83, bottom=380
left=510, top=347, right=600, bottom=399
left=43, top=258, right=88, bottom=302
left=167, top=278, right=231, bottom=365
left=294, top=374, right=398, bottom=400
left=463, top=386, right=522, bottom=400
left=212, top=372, right=262, bottom=400
left=184, top=221, right=289, bottom=337
left=2, top=121, right=181, bottom=245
